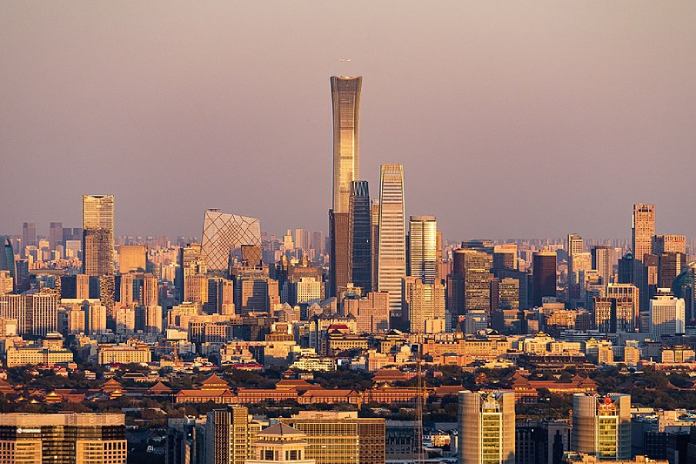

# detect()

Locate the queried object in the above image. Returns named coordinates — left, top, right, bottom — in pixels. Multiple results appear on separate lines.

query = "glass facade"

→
left=82, top=195, right=115, bottom=277
left=349, top=181, right=371, bottom=292
left=200, top=209, right=261, bottom=272
left=0, top=236, right=15, bottom=279
left=408, top=216, right=437, bottom=284
left=377, top=164, right=406, bottom=320
left=331, top=76, right=361, bottom=215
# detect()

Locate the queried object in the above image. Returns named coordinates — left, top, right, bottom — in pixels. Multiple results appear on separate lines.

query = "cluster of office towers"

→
left=457, top=390, right=632, bottom=464
left=328, top=76, right=444, bottom=332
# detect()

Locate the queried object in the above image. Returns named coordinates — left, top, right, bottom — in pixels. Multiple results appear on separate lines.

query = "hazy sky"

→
left=1, top=1, right=695, bottom=241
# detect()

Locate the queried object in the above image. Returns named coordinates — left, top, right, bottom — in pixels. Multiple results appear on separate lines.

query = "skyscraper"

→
left=329, top=76, right=362, bottom=298
left=370, top=201, right=380, bottom=295
left=377, top=164, right=406, bottom=322
left=492, top=244, right=518, bottom=272
left=591, top=245, right=616, bottom=285
left=658, top=252, right=687, bottom=289
left=329, top=210, right=351, bottom=296
left=606, top=283, right=640, bottom=331
left=532, top=251, right=557, bottom=306
left=349, top=180, right=371, bottom=292
left=632, top=203, right=656, bottom=262
left=408, top=216, right=437, bottom=285
left=200, top=209, right=261, bottom=272
left=176, top=243, right=206, bottom=302
left=22, top=222, right=37, bottom=249
left=49, top=221, right=63, bottom=250
left=205, top=406, right=263, bottom=464
left=566, top=233, right=584, bottom=301
left=82, top=194, right=115, bottom=276
left=0, top=236, right=15, bottom=281
left=458, top=390, right=515, bottom=464
left=567, top=233, right=584, bottom=257
left=571, top=393, right=631, bottom=460
left=652, top=234, right=687, bottom=255
left=402, top=276, right=445, bottom=333
left=632, top=203, right=655, bottom=310
left=330, top=76, right=361, bottom=215
left=119, top=245, right=147, bottom=274
left=449, top=248, right=493, bottom=317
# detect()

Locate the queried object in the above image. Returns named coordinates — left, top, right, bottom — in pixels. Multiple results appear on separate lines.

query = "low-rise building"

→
left=97, top=343, right=151, bottom=365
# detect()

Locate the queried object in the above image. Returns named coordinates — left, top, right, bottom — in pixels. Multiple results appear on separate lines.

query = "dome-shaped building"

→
left=672, top=261, right=696, bottom=324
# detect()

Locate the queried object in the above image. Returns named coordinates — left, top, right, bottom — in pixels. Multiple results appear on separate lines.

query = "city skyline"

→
left=1, top=3, right=696, bottom=464
left=2, top=1, right=695, bottom=239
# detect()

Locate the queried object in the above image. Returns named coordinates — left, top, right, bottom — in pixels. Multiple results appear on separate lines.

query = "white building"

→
left=649, top=289, right=686, bottom=338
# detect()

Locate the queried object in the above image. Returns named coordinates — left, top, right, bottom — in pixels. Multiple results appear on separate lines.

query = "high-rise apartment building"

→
left=117, top=275, right=134, bottom=305
left=143, top=304, right=163, bottom=333
left=119, top=245, right=147, bottom=274
left=458, top=390, right=515, bottom=464
left=281, top=411, right=385, bottom=464
left=86, top=301, right=107, bottom=335
left=377, top=164, right=406, bottom=322
left=349, top=180, right=371, bottom=292
left=402, top=276, right=445, bottom=333
left=532, top=251, right=557, bottom=306
left=200, top=209, right=261, bottom=272
left=139, top=273, right=159, bottom=307
left=571, top=393, right=631, bottom=460
left=0, top=412, right=127, bottom=464
left=82, top=195, right=115, bottom=276
left=0, top=293, right=59, bottom=336
left=408, top=216, right=437, bottom=285
left=330, top=76, right=361, bottom=215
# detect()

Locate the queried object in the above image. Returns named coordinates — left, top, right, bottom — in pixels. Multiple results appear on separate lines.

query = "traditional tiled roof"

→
left=148, top=381, right=173, bottom=394
left=200, top=373, right=229, bottom=390
left=101, top=378, right=123, bottom=393
left=275, top=379, right=320, bottom=391
left=0, top=378, right=15, bottom=394
left=176, top=388, right=234, bottom=398
left=300, top=389, right=357, bottom=398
